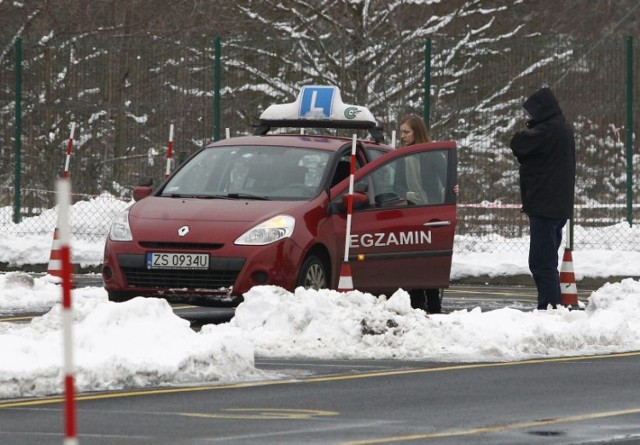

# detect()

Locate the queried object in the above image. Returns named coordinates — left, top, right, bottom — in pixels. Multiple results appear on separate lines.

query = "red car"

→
left=102, top=86, right=457, bottom=312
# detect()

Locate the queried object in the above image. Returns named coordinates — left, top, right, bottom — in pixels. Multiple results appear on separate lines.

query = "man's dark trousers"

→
left=528, top=215, right=567, bottom=310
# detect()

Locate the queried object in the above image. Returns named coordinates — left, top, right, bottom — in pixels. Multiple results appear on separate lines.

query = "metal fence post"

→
left=423, top=38, right=431, bottom=130
left=626, top=36, right=634, bottom=227
left=13, top=37, right=22, bottom=224
left=213, top=36, right=221, bottom=142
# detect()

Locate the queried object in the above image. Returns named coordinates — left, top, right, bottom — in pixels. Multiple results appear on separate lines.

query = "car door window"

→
left=329, top=146, right=368, bottom=188
left=331, top=160, right=352, bottom=187
left=352, top=149, right=450, bottom=208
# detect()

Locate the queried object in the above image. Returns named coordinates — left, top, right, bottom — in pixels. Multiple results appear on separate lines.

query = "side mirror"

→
left=133, top=177, right=153, bottom=201
left=133, top=185, right=153, bottom=201
left=342, top=191, right=369, bottom=210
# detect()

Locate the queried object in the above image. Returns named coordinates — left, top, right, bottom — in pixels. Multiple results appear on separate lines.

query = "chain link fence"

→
left=1, top=35, right=638, bottom=252
left=432, top=36, right=639, bottom=251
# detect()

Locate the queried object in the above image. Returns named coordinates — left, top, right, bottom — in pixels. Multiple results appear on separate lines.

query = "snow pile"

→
left=2, top=267, right=640, bottom=398
left=0, top=282, right=263, bottom=398
left=232, top=282, right=640, bottom=362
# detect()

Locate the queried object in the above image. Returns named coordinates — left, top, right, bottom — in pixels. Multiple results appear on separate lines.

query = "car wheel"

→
left=296, top=255, right=327, bottom=290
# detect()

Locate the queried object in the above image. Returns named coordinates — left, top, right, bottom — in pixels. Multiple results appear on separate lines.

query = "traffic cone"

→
left=337, top=262, right=354, bottom=292
left=559, top=248, right=579, bottom=308
left=47, top=227, right=64, bottom=280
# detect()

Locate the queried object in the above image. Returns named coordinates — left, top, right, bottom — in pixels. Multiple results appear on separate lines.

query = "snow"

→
left=1, top=199, right=640, bottom=399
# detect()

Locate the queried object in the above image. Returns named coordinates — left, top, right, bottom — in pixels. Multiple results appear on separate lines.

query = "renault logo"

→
left=178, top=226, right=190, bottom=237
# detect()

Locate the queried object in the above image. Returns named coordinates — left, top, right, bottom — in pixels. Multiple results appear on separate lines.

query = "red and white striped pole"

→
left=164, top=123, right=174, bottom=179
left=337, top=134, right=357, bottom=292
left=63, top=122, right=76, bottom=180
left=57, top=179, right=78, bottom=444
left=48, top=123, right=75, bottom=280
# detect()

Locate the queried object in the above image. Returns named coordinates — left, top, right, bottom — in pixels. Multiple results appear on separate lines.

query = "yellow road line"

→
left=181, top=408, right=339, bottom=420
left=0, top=315, right=34, bottom=322
left=171, top=305, right=198, bottom=310
left=1, top=351, right=639, bottom=409
left=0, top=305, right=200, bottom=323
left=340, top=407, right=640, bottom=444
left=451, top=288, right=536, bottom=297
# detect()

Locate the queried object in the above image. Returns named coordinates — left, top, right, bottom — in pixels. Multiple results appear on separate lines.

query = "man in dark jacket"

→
left=510, top=87, right=576, bottom=310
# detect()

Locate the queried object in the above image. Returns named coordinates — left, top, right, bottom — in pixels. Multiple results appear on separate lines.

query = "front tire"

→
left=296, top=255, right=328, bottom=290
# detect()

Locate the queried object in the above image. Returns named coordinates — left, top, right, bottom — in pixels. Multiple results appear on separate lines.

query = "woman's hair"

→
left=400, top=115, right=431, bottom=145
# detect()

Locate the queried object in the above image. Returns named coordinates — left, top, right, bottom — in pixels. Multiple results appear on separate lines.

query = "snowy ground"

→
left=1, top=198, right=640, bottom=399
left=2, top=273, right=640, bottom=399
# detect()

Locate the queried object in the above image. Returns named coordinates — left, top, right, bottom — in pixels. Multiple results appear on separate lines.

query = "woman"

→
left=399, top=114, right=459, bottom=195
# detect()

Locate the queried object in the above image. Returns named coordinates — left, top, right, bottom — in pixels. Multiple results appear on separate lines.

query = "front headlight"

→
left=235, top=215, right=295, bottom=245
left=109, top=209, right=133, bottom=241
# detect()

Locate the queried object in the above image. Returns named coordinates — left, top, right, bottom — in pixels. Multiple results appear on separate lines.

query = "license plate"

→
left=146, top=252, right=209, bottom=270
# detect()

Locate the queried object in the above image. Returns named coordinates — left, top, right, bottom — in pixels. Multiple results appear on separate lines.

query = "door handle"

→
left=424, top=220, right=451, bottom=227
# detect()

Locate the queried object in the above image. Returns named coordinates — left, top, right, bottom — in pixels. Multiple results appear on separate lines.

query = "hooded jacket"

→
left=510, top=87, right=576, bottom=219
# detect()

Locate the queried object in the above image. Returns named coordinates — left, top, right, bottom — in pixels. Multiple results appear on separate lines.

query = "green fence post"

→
left=213, top=36, right=221, bottom=142
left=13, top=37, right=22, bottom=224
left=423, top=38, right=432, bottom=129
left=626, top=36, right=634, bottom=227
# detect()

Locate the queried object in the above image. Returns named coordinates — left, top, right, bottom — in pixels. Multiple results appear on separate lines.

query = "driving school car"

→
left=102, top=85, right=457, bottom=310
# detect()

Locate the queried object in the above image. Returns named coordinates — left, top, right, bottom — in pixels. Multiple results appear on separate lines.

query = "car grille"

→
left=122, top=267, right=238, bottom=290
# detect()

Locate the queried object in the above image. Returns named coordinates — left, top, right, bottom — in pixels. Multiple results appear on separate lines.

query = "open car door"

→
left=330, top=141, right=457, bottom=296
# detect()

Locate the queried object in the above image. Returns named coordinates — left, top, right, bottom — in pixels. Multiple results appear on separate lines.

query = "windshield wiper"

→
left=227, top=193, right=270, bottom=200
left=167, top=193, right=233, bottom=199
left=165, top=192, right=269, bottom=200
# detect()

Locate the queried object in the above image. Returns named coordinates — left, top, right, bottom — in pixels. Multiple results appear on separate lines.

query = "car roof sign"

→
left=299, top=86, right=336, bottom=119
left=254, top=85, right=383, bottom=142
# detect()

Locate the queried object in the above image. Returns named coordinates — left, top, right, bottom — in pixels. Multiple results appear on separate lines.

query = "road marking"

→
left=181, top=408, right=338, bottom=420
left=0, top=315, right=34, bottom=322
left=340, top=407, right=640, bottom=444
left=1, top=351, right=640, bottom=409
left=451, top=288, right=536, bottom=298
left=0, top=305, right=205, bottom=323
left=172, top=304, right=199, bottom=310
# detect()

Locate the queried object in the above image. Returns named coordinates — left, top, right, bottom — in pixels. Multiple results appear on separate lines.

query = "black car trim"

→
left=139, top=241, right=224, bottom=250
left=348, top=249, right=452, bottom=261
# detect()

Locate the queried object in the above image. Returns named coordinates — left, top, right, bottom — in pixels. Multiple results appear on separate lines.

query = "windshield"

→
left=162, top=145, right=331, bottom=200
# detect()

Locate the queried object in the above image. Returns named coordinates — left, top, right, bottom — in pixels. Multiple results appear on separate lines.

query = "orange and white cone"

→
left=337, top=262, right=354, bottom=292
left=559, top=248, right=578, bottom=308
left=47, top=227, right=64, bottom=280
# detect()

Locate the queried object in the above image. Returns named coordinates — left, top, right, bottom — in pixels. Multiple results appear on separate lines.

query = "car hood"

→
left=130, top=196, right=303, bottom=222
left=127, top=197, right=311, bottom=244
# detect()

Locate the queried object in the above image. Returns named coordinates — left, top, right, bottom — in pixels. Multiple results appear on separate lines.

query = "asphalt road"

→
left=2, top=280, right=637, bottom=444
left=1, top=353, right=640, bottom=444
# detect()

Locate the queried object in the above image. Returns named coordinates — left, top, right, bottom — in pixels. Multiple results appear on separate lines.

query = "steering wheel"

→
left=375, top=192, right=401, bottom=205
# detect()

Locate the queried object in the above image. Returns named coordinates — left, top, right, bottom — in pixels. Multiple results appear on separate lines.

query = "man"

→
left=510, top=87, right=576, bottom=310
